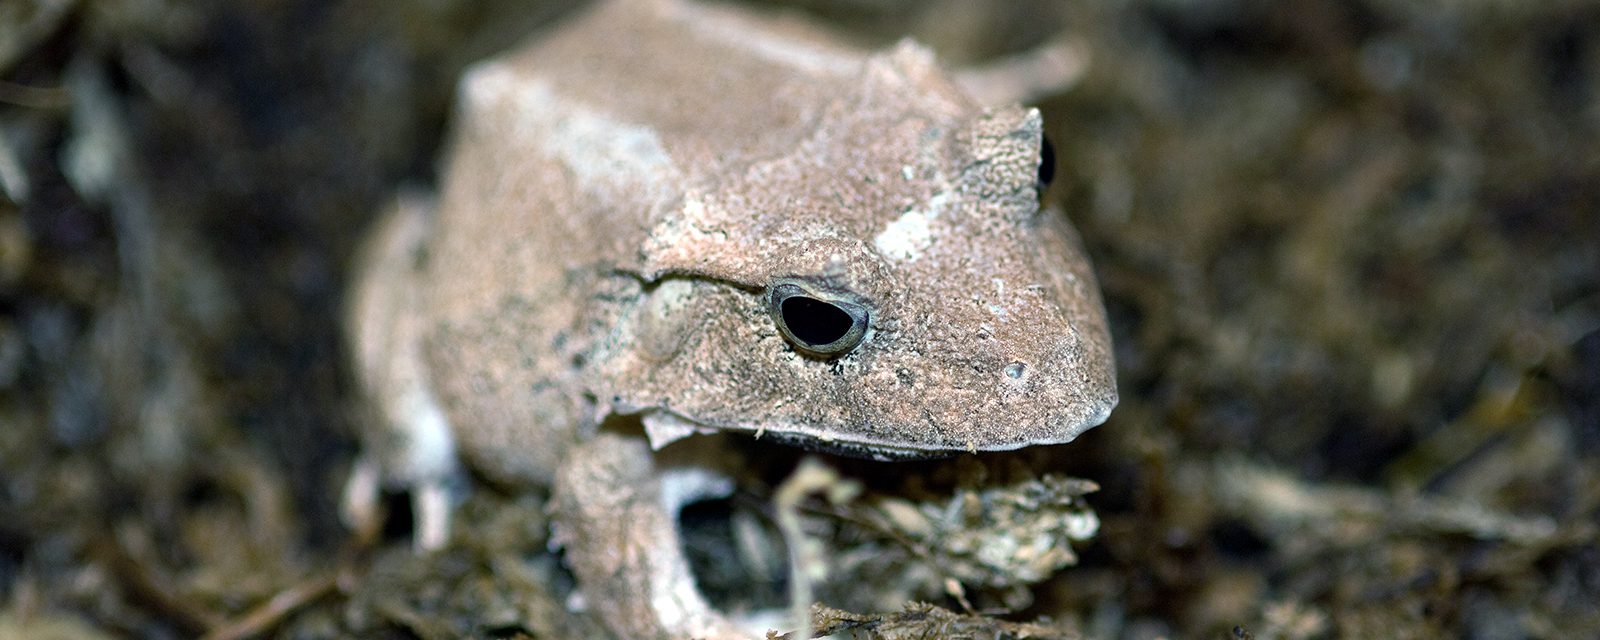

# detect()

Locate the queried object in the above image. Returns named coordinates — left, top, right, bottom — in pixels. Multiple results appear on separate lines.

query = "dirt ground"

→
left=2, top=0, right=1597, bottom=638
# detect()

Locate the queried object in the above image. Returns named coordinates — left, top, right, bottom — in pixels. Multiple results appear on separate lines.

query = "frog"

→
left=341, top=0, right=1117, bottom=637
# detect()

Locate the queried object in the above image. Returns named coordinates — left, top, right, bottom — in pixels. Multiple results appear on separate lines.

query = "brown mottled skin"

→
left=345, top=0, right=1115, bottom=636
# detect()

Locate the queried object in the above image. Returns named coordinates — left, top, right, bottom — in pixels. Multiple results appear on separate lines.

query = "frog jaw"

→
left=637, top=405, right=1108, bottom=460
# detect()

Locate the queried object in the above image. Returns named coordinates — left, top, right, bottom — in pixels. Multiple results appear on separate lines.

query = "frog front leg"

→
left=551, top=432, right=756, bottom=640
left=343, top=195, right=463, bottom=551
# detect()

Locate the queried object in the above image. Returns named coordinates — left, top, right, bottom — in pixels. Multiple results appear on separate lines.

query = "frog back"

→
left=417, top=0, right=903, bottom=483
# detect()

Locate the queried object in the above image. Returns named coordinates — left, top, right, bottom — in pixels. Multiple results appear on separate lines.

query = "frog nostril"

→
left=1004, top=362, right=1028, bottom=380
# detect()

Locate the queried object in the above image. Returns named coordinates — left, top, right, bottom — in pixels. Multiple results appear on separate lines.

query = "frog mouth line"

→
left=637, top=407, right=1093, bottom=462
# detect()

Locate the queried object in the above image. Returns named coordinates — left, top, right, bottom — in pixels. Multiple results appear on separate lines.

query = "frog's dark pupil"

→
left=781, top=296, right=854, bottom=347
left=1038, top=133, right=1056, bottom=187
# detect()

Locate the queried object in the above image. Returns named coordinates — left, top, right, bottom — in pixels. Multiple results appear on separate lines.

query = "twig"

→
left=772, top=457, right=860, bottom=640
left=94, top=529, right=225, bottom=635
left=0, top=80, right=70, bottom=109
left=199, top=572, right=340, bottom=640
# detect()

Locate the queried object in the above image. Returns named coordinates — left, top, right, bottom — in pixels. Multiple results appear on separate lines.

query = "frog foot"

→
left=340, top=454, right=460, bottom=552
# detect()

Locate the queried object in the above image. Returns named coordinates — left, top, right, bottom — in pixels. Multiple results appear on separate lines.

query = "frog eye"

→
left=768, top=280, right=870, bottom=358
left=1038, top=132, right=1056, bottom=188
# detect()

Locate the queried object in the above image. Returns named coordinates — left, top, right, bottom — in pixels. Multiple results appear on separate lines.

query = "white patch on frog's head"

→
left=873, top=209, right=930, bottom=262
left=873, top=191, right=950, bottom=262
left=462, top=64, right=679, bottom=198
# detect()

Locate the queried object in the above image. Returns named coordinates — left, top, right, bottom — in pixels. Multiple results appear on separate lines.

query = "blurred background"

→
left=1, top=0, right=1596, bottom=637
